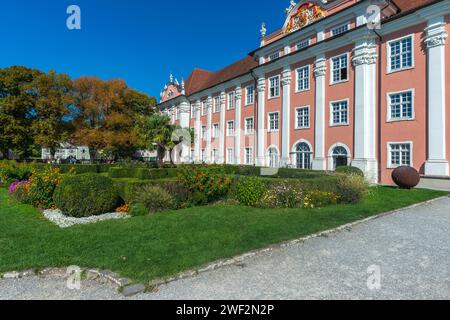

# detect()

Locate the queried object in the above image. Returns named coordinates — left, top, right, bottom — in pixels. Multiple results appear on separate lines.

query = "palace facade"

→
left=158, top=0, right=450, bottom=184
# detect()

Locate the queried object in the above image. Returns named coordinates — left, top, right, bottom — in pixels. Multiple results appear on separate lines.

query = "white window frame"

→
left=212, top=123, right=220, bottom=138
left=268, top=112, right=280, bottom=132
left=295, top=65, right=310, bottom=92
left=190, top=104, right=196, bottom=119
left=244, top=117, right=254, bottom=135
left=227, top=92, right=235, bottom=110
left=245, top=85, right=255, bottom=106
left=227, top=148, right=234, bottom=164
left=268, top=75, right=280, bottom=99
left=329, top=99, right=350, bottom=126
left=297, top=38, right=310, bottom=50
left=245, top=147, right=254, bottom=165
left=212, top=149, right=218, bottom=163
left=331, top=23, right=350, bottom=37
left=226, top=121, right=234, bottom=137
left=201, top=101, right=208, bottom=116
left=295, top=106, right=310, bottom=129
left=387, top=142, right=413, bottom=169
left=387, top=34, right=415, bottom=74
left=201, top=125, right=207, bottom=140
left=201, top=149, right=206, bottom=162
left=213, top=96, right=220, bottom=113
left=330, top=52, right=349, bottom=85
left=387, top=89, right=415, bottom=122
left=269, top=51, right=280, bottom=61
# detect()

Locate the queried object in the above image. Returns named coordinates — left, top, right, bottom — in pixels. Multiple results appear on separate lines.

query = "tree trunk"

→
left=157, top=145, right=165, bottom=166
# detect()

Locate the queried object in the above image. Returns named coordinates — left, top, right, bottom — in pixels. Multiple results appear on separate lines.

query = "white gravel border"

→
left=43, top=209, right=129, bottom=228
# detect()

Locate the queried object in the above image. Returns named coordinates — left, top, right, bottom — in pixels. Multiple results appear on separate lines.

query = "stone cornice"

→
left=424, top=22, right=448, bottom=48
left=352, top=43, right=378, bottom=66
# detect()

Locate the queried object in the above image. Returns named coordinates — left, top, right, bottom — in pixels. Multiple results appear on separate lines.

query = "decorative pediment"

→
left=160, top=72, right=185, bottom=103
left=283, top=1, right=326, bottom=34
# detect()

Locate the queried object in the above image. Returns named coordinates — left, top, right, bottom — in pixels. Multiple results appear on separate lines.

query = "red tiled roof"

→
left=184, top=56, right=258, bottom=96
left=393, top=0, right=437, bottom=12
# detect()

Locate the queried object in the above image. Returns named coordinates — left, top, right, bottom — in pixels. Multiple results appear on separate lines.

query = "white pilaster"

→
left=206, top=96, right=212, bottom=164
left=219, top=91, right=226, bottom=164
left=257, top=77, right=266, bottom=166
left=351, top=39, right=379, bottom=183
left=179, top=101, right=191, bottom=163
left=235, top=87, right=242, bottom=165
left=424, top=16, right=449, bottom=176
left=281, top=67, right=292, bottom=167
left=312, top=55, right=327, bottom=170
left=194, top=101, right=201, bottom=163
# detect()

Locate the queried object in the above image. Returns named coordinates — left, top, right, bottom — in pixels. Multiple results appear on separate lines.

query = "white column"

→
left=425, top=16, right=449, bottom=176
left=194, top=101, right=201, bottom=163
left=281, top=67, right=292, bottom=167
left=206, top=96, right=212, bottom=164
left=179, top=101, right=191, bottom=164
left=219, top=91, right=226, bottom=164
left=235, top=87, right=242, bottom=164
left=351, top=39, right=378, bottom=183
left=312, top=55, right=327, bottom=170
left=257, top=77, right=266, bottom=166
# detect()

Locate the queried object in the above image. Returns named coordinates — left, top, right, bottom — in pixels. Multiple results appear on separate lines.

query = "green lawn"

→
left=0, top=187, right=447, bottom=284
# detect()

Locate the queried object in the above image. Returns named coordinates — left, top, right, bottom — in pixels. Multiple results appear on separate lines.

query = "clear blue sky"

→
left=0, top=0, right=289, bottom=98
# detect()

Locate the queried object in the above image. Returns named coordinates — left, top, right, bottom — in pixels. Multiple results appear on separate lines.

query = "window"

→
left=227, top=148, right=234, bottom=164
left=212, top=123, right=220, bottom=138
left=331, top=23, right=349, bottom=36
left=294, top=142, right=312, bottom=169
left=267, top=147, right=279, bottom=168
left=201, top=126, right=207, bottom=139
left=245, top=117, right=254, bottom=135
left=389, top=143, right=412, bottom=167
left=245, top=148, right=253, bottom=165
left=268, top=76, right=280, bottom=98
left=331, top=54, right=348, bottom=83
left=296, top=107, right=310, bottom=128
left=213, top=96, right=220, bottom=113
left=297, top=39, right=310, bottom=50
left=332, top=146, right=349, bottom=169
left=389, top=91, right=413, bottom=120
left=201, top=101, right=208, bottom=116
left=190, top=149, right=195, bottom=162
left=268, top=112, right=279, bottom=132
left=331, top=100, right=349, bottom=125
left=212, top=149, right=218, bottom=163
left=296, top=66, right=310, bottom=92
left=201, top=149, right=206, bottom=162
left=191, top=104, right=196, bottom=118
left=269, top=52, right=280, bottom=61
left=246, top=85, right=254, bottom=105
left=389, top=36, right=413, bottom=72
left=227, top=121, right=234, bottom=136
left=227, top=92, right=235, bottom=110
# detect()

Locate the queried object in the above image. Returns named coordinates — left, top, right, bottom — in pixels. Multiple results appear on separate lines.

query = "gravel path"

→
left=1, top=197, right=449, bottom=300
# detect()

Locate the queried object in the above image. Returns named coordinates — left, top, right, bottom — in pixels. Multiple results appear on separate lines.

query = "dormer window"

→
left=269, top=52, right=280, bottom=61
left=331, top=23, right=349, bottom=37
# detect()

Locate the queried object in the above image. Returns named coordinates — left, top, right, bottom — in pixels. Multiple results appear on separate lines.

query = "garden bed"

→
left=0, top=187, right=447, bottom=284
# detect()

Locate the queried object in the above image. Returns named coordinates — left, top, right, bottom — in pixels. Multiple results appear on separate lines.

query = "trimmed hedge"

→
left=113, top=178, right=180, bottom=203
left=32, top=163, right=117, bottom=174
left=108, top=167, right=179, bottom=180
left=335, top=166, right=364, bottom=177
left=54, top=173, right=119, bottom=217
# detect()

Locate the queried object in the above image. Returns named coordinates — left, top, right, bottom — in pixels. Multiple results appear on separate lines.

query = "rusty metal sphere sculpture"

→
left=392, top=166, right=420, bottom=189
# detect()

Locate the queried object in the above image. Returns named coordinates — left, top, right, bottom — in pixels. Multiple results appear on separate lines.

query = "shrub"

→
left=129, top=203, right=148, bottom=217
left=113, top=178, right=179, bottom=203
left=9, top=181, right=32, bottom=204
left=235, top=177, right=266, bottom=207
left=27, top=167, right=62, bottom=209
left=303, top=191, right=339, bottom=209
left=259, top=180, right=304, bottom=208
left=0, top=161, right=33, bottom=186
left=53, top=173, right=119, bottom=217
left=177, top=165, right=232, bottom=205
left=275, top=168, right=326, bottom=179
left=335, top=174, right=369, bottom=204
left=132, top=185, right=176, bottom=214
left=335, top=166, right=364, bottom=177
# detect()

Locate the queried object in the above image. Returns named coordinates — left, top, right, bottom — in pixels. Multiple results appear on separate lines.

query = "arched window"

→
left=294, top=142, right=312, bottom=169
left=332, top=146, right=348, bottom=169
left=267, top=147, right=279, bottom=168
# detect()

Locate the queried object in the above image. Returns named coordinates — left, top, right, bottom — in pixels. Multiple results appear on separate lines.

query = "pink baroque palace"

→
left=158, top=0, right=450, bottom=185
